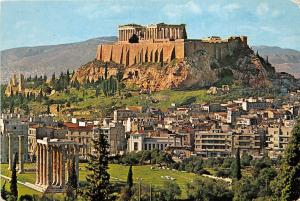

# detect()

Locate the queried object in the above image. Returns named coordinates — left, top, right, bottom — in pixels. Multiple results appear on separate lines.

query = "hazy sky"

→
left=1, top=0, right=300, bottom=50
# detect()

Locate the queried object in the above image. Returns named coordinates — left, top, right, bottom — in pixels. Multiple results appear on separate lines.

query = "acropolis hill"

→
left=96, top=23, right=248, bottom=66
left=68, top=22, right=285, bottom=91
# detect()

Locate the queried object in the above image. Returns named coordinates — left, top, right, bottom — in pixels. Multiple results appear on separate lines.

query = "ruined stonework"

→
left=35, top=138, right=79, bottom=193
left=73, top=22, right=282, bottom=91
left=96, top=23, right=248, bottom=67
left=5, top=73, right=25, bottom=96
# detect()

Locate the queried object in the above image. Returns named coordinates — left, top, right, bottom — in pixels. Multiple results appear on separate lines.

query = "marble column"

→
left=18, top=135, right=24, bottom=173
left=43, top=144, right=47, bottom=186
left=60, top=147, right=65, bottom=187
left=52, top=147, right=55, bottom=185
left=35, top=144, right=40, bottom=184
left=46, top=145, right=53, bottom=187
left=39, top=143, right=43, bottom=185
left=56, top=147, right=60, bottom=186
left=8, top=133, right=13, bottom=170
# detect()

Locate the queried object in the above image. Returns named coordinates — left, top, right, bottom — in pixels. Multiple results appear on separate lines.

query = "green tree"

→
left=66, top=69, right=70, bottom=84
left=82, top=133, right=112, bottom=201
left=51, top=73, right=56, bottom=84
left=1, top=181, right=8, bottom=200
left=95, top=88, right=100, bottom=97
left=66, top=157, right=78, bottom=200
left=10, top=153, right=18, bottom=199
left=231, top=148, right=242, bottom=180
left=159, top=181, right=181, bottom=201
left=187, top=178, right=233, bottom=201
left=47, top=104, right=50, bottom=114
left=272, top=123, right=300, bottom=201
left=104, top=62, right=108, bottom=80
left=127, top=165, right=133, bottom=189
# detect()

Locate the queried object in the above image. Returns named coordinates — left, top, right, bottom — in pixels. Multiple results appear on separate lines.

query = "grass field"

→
left=0, top=163, right=203, bottom=199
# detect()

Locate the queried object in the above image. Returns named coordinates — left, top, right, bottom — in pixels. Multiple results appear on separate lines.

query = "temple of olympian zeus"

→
left=35, top=138, right=79, bottom=193
left=8, top=133, right=26, bottom=173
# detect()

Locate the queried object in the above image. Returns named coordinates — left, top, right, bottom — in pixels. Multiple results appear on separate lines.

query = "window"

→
left=144, top=144, right=147, bottom=150
left=134, top=142, right=138, bottom=151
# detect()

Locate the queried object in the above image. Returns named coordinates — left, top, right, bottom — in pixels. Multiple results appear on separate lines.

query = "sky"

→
left=0, top=0, right=300, bottom=51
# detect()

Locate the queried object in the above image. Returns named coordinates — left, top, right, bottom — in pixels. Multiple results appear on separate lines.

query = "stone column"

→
left=8, top=133, right=13, bottom=170
left=43, top=144, right=47, bottom=186
left=18, top=135, right=24, bottom=173
left=55, top=147, right=61, bottom=186
left=46, top=145, right=53, bottom=187
left=66, top=157, right=70, bottom=184
left=60, top=147, right=65, bottom=187
left=75, top=145, right=79, bottom=187
left=35, top=144, right=40, bottom=184
left=52, top=146, right=56, bottom=185
left=39, top=143, right=43, bottom=185
left=177, top=28, right=180, bottom=39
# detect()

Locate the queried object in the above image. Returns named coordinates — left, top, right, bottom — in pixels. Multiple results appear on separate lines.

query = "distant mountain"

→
left=252, top=46, right=300, bottom=78
left=1, top=40, right=299, bottom=84
left=0, top=36, right=117, bottom=83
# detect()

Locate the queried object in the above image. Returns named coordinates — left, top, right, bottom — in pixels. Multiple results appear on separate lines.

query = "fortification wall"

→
left=96, top=40, right=185, bottom=66
left=184, top=37, right=246, bottom=60
left=96, top=37, right=247, bottom=66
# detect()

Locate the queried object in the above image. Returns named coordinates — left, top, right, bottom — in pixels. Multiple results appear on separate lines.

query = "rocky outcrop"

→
left=71, top=43, right=299, bottom=91
left=122, top=50, right=217, bottom=91
left=71, top=60, right=121, bottom=83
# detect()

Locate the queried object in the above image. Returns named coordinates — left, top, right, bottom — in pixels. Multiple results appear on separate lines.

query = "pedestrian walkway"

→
left=0, top=174, right=44, bottom=192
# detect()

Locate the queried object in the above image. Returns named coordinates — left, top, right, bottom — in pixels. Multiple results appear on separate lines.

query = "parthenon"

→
left=35, top=138, right=79, bottom=193
left=118, top=23, right=187, bottom=42
left=96, top=23, right=248, bottom=67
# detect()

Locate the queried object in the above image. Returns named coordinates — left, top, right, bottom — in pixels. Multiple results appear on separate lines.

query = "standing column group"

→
left=35, top=144, right=65, bottom=188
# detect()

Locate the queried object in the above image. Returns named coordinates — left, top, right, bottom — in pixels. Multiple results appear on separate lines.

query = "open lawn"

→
left=1, top=163, right=203, bottom=199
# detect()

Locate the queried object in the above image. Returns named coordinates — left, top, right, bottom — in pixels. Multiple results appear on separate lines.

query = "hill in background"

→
left=0, top=36, right=117, bottom=83
left=1, top=37, right=300, bottom=84
left=252, top=46, right=300, bottom=78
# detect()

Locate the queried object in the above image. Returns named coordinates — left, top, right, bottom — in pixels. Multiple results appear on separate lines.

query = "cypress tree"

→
left=66, top=69, right=70, bottom=84
left=231, top=148, right=242, bottom=180
left=104, top=63, right=108, bottom=80
left=124, top=164, right=133, bottom=199
left=95, top=88, right=99, bottom=97
left=126, top=165, right=133, bottom=189
left=67, top=157, right=78, bottom=200
left=51, top=73, right=56, bottom=84
left=1, top=181, right=8, bottom=200
left=10, top=153, right=18, bottom=198
left=82, top=132, right=112, bottom=201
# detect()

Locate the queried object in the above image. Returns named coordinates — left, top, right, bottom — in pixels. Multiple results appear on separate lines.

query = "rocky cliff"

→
left=71, top=44, right=299, bottom=91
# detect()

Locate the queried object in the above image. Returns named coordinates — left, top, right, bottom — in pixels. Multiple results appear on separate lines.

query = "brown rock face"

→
left=71, top=45, right=292, bottom=91
left=71, top=60, right=120, bottom=83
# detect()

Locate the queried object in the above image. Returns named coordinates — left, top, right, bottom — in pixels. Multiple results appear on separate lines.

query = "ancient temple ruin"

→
left=35, top=138, right=79, bottom=193
left=96, top=23, right=248, bottom=67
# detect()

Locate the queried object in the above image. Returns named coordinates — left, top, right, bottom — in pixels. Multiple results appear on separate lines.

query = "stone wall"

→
left=96, top=36, right=247, bottom=67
